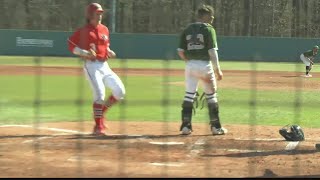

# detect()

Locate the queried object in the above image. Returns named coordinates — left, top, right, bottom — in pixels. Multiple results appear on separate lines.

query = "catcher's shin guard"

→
left=180, top=101, right=193, bottom=131
left=208, top=103, right=222, bottom=129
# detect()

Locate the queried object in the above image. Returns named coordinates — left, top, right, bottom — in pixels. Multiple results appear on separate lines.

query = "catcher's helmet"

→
left=279, top=124, right=305, bottom=141
left=86, top=3, right=104, bottom=19
left=313, top=45, right=319, bottom=50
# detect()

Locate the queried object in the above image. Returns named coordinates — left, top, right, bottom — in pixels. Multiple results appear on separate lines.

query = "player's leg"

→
left=306, top=66, right=312, bottom=76
left=300, top=54, right=312, bottom=76
left=308, top=64, right=313, bottom=76
left=102, top=63, right=126, bottom=113
left=83, top=62, right=108, bottom=135
left=201, top=63, right=227, bottom=135
left=103, top=72, right=125, bottom=109
left=180, top=61, right=199, bottom=135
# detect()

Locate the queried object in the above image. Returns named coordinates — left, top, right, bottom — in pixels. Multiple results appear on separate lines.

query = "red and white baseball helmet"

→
left=86, top=3, right=104, bottom=19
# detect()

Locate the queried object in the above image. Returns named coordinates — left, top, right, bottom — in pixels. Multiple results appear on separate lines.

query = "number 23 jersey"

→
left=179, top=22, right=218, bottom=60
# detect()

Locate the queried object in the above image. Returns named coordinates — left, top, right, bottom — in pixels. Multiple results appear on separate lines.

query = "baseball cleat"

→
left=92, top=125, right=106, bottom=136
left=304, top=74, right=313, bottom=78
left=181, top=127, right=192, bottom=135
left=211, top=127, right=227, bottom=135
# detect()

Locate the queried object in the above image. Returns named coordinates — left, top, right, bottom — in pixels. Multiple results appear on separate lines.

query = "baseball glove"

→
left=279, top=124, right=305, bottom=141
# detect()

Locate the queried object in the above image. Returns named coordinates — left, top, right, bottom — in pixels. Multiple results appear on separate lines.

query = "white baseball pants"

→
left=83, top=60, right=125, bottom=104
left=300, top=54, right=312, bottom=66
left=184, top=60, right=218, bottom=103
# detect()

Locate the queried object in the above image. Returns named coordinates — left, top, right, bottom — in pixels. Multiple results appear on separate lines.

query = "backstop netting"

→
left=1, top=0, right=320, bottom=178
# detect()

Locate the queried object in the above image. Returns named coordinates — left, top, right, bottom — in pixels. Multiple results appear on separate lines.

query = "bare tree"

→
left=1, top=0, right=320, bottom=38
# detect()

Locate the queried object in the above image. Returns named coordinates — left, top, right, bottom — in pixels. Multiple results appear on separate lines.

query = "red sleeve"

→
left=68, top=29, right=81, bottom=53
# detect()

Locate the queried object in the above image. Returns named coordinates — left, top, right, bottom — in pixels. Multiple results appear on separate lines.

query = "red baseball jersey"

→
left=68, top=23, right=110, bottom=61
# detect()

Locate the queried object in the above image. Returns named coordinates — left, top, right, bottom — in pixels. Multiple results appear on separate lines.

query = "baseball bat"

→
left=67, top=39, right=78, bottom=47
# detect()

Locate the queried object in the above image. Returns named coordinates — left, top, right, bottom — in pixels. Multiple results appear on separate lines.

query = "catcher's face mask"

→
left=279, top=124, right=305, bottom=141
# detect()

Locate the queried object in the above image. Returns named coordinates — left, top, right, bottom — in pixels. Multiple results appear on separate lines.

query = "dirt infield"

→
left=0, top=122, right=320, bottom=178
left=1, top=65, right=320, bottom=91
left=1, top=65, right=320, bottom=177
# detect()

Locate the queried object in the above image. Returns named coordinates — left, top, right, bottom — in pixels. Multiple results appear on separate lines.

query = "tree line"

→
left=0, top=0, right=320, bottom=38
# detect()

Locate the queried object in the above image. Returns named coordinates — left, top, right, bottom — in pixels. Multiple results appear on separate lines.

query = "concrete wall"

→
left=1, top=29, right=319, bottom=62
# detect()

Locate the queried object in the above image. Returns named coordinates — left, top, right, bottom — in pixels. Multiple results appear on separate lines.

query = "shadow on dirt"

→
left=246, top=169, right=320, bottom=178
left=281, top=75, right=300, bottom=78
left=202, top=149, right=319, bottom=158
left=68, top=134, right=213, bottom=140
left=262, top=169, right=278, bottom=177
left=280, top=174, right=320, bottom=178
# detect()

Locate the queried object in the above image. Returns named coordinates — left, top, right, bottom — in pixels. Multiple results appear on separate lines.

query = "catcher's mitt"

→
left=279, top=124, right=305, bottom=141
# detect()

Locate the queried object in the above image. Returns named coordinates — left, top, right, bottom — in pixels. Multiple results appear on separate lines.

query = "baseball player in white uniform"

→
left=68, top=3, right=125, bottom=135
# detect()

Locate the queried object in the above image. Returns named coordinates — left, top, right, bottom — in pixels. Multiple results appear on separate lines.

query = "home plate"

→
left=150, top=162, right=184, bottom=167
left=285, top=141, right=300, bottom=151
left=149, top=142, right=184, bottom=145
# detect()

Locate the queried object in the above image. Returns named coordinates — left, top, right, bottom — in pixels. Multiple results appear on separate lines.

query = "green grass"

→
left=0, top=56, right=318, bottom=72
left=1, top=73, right=320, bottom=128
left=0, top=56, right=185, bottom=69
left=1, top=56, right=320, bottom=128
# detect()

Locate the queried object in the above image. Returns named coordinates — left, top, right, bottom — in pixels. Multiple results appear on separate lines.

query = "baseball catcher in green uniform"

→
left=177, top=5, right=227, bottom=135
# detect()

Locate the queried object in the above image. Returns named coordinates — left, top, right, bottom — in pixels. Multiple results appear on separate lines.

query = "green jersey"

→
left=303, top=50, right=318, bottom=58
left=179, top=23, right=218, bottom=60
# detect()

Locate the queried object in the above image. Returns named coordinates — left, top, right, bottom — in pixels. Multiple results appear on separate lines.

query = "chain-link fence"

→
left=1, top=0, right=320, bottom=178
left=1, top=55, right=320, bottom=177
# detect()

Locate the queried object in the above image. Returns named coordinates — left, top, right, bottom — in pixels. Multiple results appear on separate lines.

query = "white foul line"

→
left=0, top=124, right=150, bottom=138
left=37, top=127, right=87, bottom=134
left=22, top=133, right=69, bottom=144
left=0, top=124, right=88, bottom=134
left=149, top=162, right=184, bottom=167
left=0, top=125, right=32, bottom=128
left=67, top=156, right=98, bottom=162
left=149, top=142, right=185, bottom=145
left=22, top=136, right=52, bottom=144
